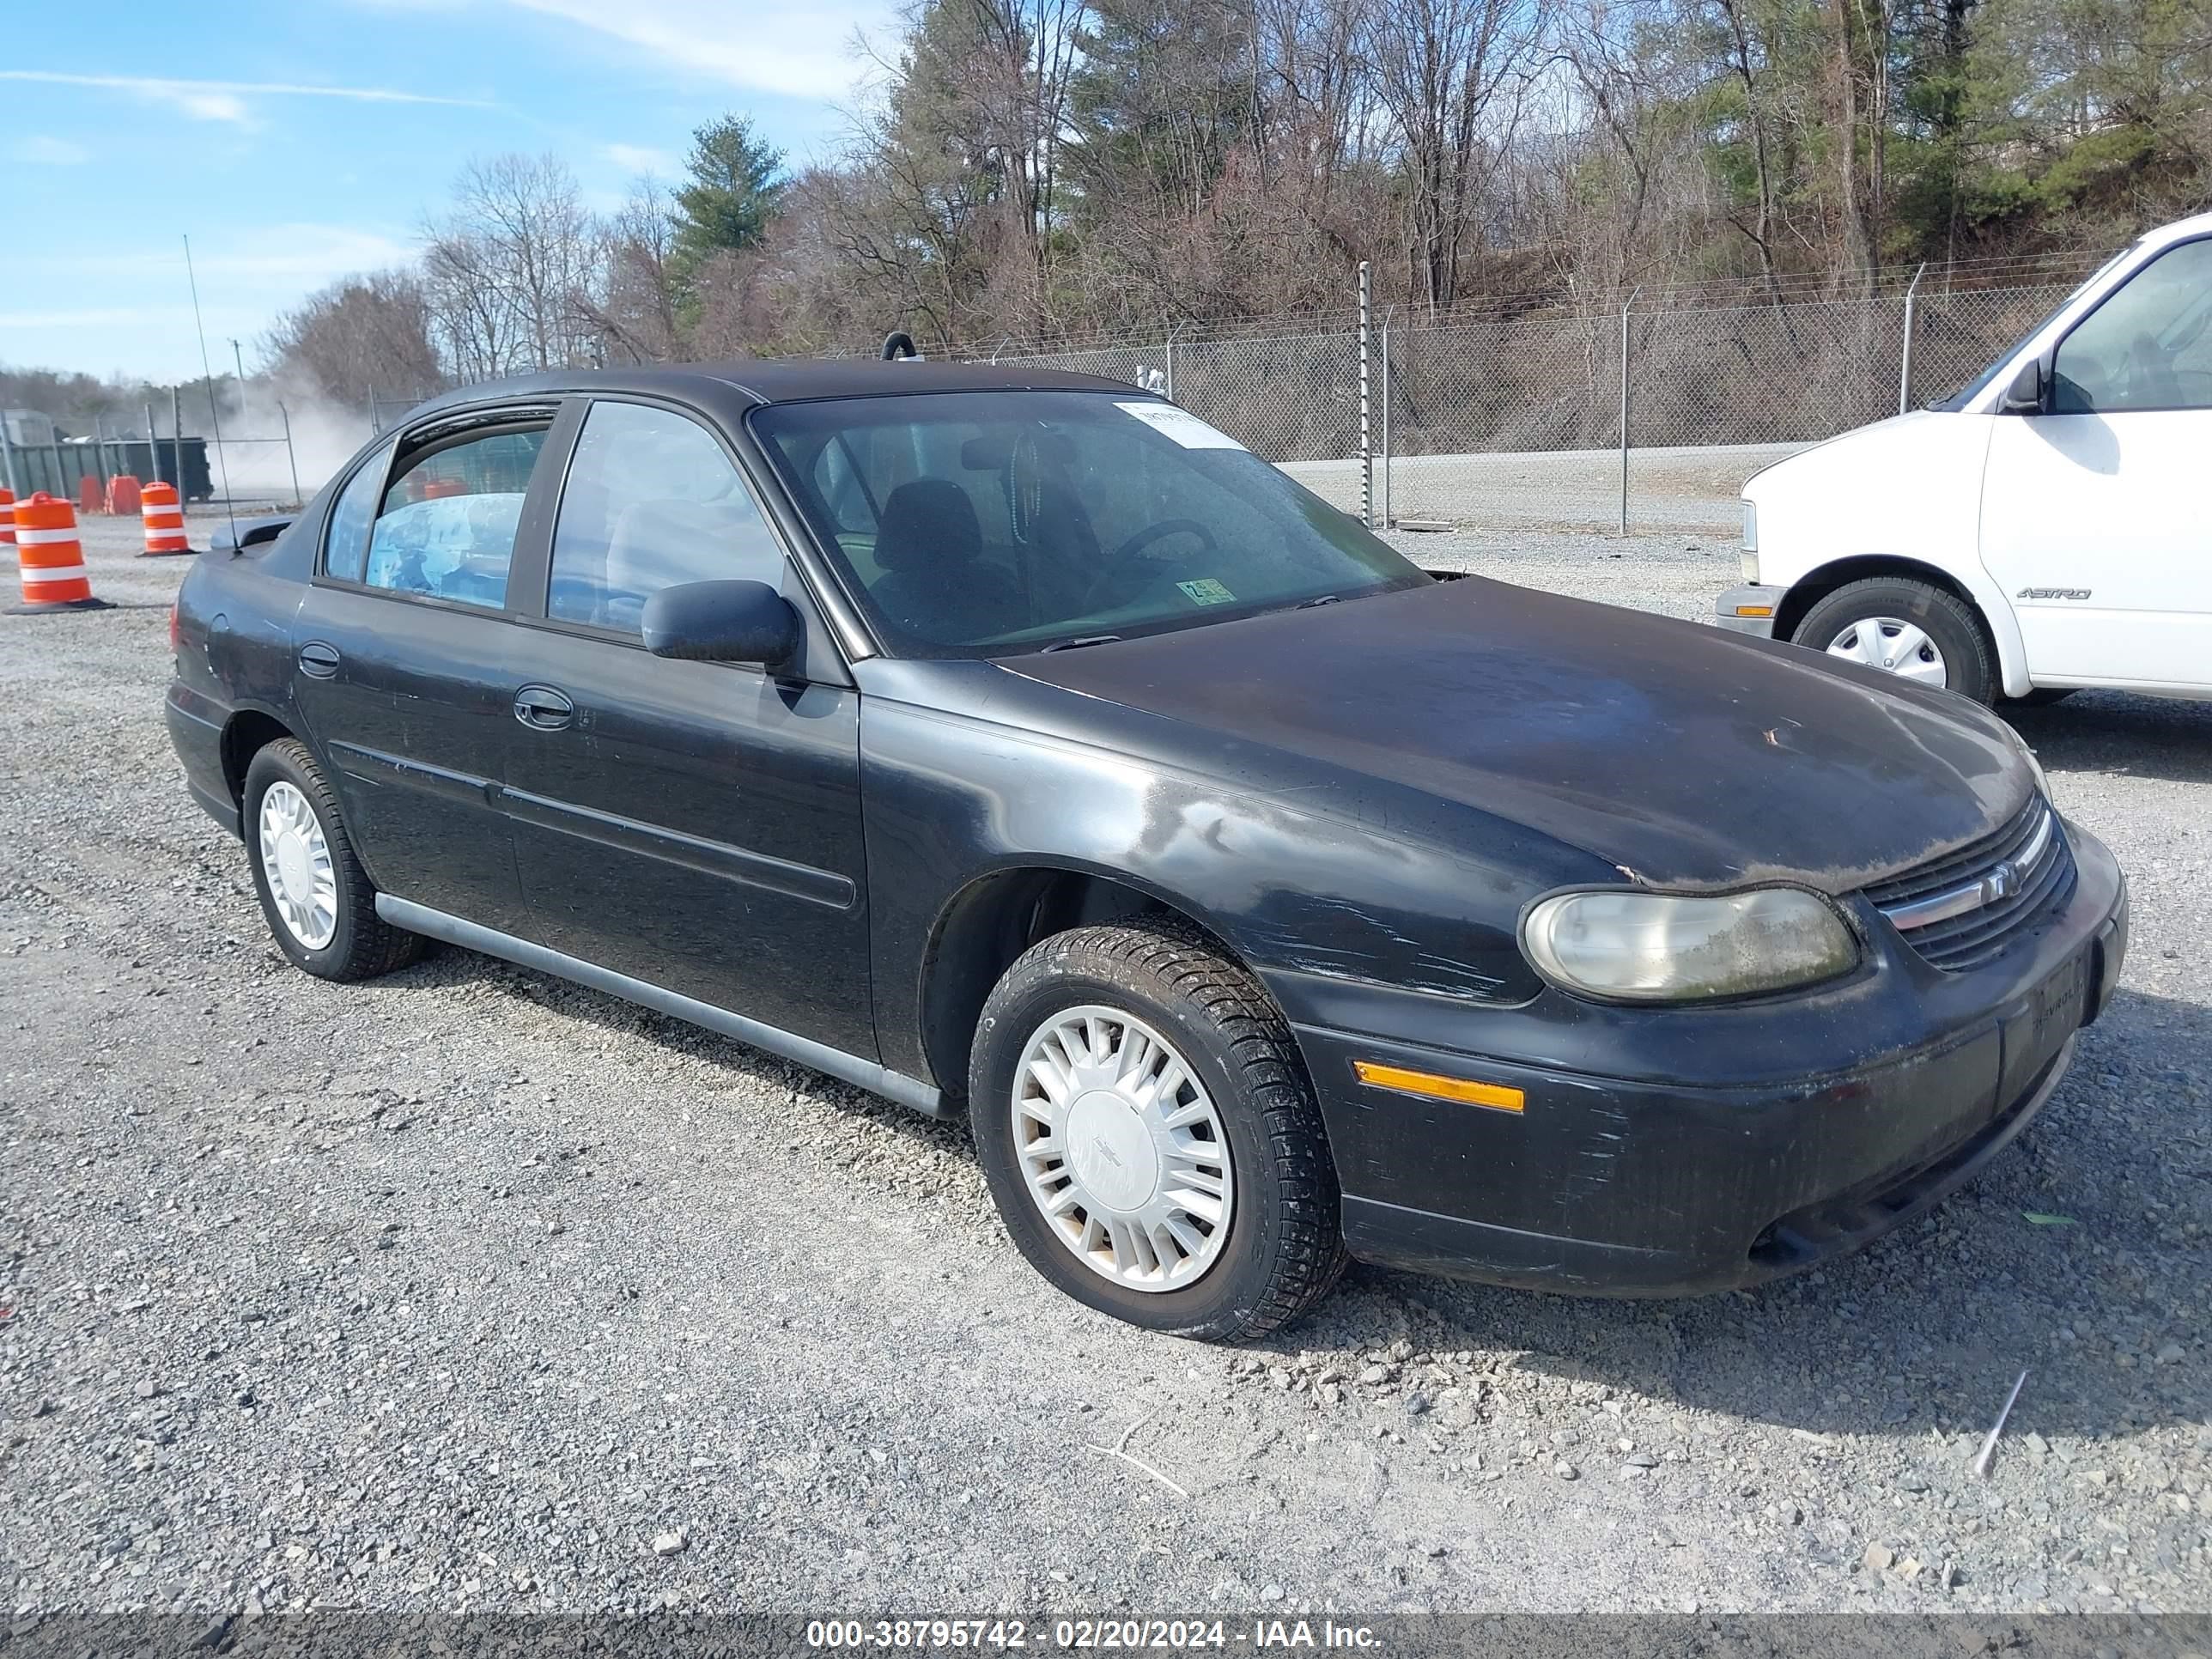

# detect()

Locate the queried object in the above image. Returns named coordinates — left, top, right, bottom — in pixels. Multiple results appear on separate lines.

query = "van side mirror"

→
left=641, top=579, right=800, bottom=668
left=1997, top=358, right=2046, bottom=415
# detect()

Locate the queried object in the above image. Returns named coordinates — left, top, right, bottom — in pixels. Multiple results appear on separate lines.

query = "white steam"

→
left=203, top=371, right=375, bottom=507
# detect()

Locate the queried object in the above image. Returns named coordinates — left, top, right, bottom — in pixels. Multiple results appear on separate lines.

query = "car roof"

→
left=402, top=359, right=1149, bottom=422
left=2147, top=209, right=2212, bottom=246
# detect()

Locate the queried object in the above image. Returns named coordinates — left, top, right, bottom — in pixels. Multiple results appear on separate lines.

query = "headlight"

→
left=1740, top=501, right=1759, bottom=584
left=1522, top=888, right=1857, bottom=1002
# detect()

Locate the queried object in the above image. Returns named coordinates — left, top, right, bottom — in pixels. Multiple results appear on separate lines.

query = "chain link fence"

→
left=995, top=276, right=2086, bottom=537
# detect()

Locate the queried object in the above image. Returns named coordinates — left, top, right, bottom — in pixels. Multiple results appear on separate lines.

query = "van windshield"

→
left=752, top=391, right=1427, bottom=658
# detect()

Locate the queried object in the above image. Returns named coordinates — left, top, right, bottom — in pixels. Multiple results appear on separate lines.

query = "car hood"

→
left=1006, top=577, right=2031, bottom=893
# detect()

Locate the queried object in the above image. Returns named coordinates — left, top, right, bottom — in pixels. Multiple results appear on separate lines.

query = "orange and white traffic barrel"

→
left=6, top=492, right=110, bottom=613
left=0, top=488, right=15, bottom=553
left=140, top=481, right=191, bottom=556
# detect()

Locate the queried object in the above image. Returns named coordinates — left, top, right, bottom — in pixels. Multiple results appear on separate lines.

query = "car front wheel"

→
left=1792, top=577, right=1995, bottom=704
left=243, top=738, right=423, bottom=981
left=969, top=921, right=1346, bottom=1341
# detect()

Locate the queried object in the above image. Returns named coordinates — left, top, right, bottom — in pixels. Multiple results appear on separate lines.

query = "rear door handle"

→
left=297, top=641, right=341, bottom=679
left=513, top=684, right=574, bottom=731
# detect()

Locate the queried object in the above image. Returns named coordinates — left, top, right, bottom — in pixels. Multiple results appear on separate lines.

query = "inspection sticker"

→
left=1176, top=578, right=1237, bottom=605
left=1115, top=401, right=1246, bottom=450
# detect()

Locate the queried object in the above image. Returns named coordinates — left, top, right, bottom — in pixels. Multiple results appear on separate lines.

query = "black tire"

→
left=969, top=920, right=1347, bottom=1342
left=242, top=738, right=423, bottom=981
left=1792, top=577, right=1996, bottom=704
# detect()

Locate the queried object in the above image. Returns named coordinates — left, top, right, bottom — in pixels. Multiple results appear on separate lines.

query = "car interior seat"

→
left=868, top=479, right=1022, bottom=643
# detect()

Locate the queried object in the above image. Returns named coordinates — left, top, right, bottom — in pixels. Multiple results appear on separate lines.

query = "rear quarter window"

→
left=322, top=442, right=392, bottom=583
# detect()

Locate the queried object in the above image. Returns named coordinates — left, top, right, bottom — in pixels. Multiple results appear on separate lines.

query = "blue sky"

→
left=0, top=0, right=895, bottom=384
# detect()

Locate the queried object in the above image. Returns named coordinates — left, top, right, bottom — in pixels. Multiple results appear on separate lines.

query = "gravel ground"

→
left=1285, top=442, right=1804, bottom=532
left=1, top=510, right=2206, bottom=1619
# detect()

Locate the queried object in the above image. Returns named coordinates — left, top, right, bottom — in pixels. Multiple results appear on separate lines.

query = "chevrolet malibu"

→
left=165, top=363, right=2129, bottom=1340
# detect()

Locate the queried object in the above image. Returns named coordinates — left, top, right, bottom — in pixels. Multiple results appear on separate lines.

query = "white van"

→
left=1717, top=210, right=2212, bottom=704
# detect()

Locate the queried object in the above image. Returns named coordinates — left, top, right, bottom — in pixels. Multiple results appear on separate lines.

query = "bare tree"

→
left=422, top=154, right=602, bottom=377
left=264, top=270, right=443, bottom=403
left=1370, top=0, right=1550, bottom=312
left=578, top=182, right=684, bottom=362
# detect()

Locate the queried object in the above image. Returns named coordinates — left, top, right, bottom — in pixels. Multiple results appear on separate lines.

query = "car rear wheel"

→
left=969, top=920, right=1346, bottom=1341
left=243, top=738, right=423, bottom=981
left=1793, top=578, right=1995, bottom=704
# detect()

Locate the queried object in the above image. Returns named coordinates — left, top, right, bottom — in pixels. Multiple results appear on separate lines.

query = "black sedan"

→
left=164, top=363, right=2128, bottom=1340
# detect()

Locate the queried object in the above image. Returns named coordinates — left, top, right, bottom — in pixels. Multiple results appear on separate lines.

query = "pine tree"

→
left=671, top=116, right=789, bottom=280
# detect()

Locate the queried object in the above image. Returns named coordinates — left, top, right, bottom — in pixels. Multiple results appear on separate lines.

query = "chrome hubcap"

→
left=1012, top=1006, right=1233, bottom=1292
left=1826, top=615, right=1948, bottom=686
left=258, top=781, right=338, bottom=950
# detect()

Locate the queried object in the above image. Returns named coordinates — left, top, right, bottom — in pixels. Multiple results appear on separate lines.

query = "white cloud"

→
left=10, top=135, right=92, bottom=165
left=19, top=226, right=416, bottom=288
left=180, top=90, right=253, bottom=125
left=0, top=70, right=494, bottom=127
left=503, top=0, right=890, bottom=101
left=604, top=143, right=679, bottom=178
left=0, top=307, right=158, bottom=330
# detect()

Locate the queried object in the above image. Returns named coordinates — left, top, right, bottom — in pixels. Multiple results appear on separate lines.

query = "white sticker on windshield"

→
left=1115, top=401, right=1246, bottom=450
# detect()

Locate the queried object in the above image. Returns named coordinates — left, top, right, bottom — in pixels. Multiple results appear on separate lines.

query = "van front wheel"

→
left=1792, top=578, right=1995, bottom=704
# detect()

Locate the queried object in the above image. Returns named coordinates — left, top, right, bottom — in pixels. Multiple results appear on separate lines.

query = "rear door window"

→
left=364, top=428, right=550, bottom=609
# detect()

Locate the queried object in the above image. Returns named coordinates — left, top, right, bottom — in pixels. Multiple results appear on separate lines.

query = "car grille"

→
left=1864, top=795, right=2075, bottom=971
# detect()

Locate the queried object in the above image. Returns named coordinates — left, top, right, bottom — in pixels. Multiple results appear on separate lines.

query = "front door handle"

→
left=513, top=684, right=574, bottom=731
left=297, top=641, right=341, bottom=679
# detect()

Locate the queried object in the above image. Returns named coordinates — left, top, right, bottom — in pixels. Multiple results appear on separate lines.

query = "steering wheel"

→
left=1085, top=518, right=1219, bottom=609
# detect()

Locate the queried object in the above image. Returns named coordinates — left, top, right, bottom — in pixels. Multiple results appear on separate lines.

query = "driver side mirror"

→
left=641, top=579, right=800, bottom=669
left=1997, top=357, right=2047, bottom=415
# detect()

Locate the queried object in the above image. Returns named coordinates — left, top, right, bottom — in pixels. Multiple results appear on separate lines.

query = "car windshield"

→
left=752, top=390, right=1427, bottom=657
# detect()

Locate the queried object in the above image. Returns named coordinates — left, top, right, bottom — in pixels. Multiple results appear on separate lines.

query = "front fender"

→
left=1747, top=412, right=2031, bottom=697
left=856, top=678, right=1601, bottom=1086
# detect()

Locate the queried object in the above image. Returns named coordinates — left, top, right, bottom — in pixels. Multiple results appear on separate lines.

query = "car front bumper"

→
left=1283, top=822, right=2128, bottom=1297
left=1715, top=583, right=1788, bottom=638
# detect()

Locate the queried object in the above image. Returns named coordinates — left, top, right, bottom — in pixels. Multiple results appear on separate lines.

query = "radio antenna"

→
left=184, top=234, right=240, bottom=551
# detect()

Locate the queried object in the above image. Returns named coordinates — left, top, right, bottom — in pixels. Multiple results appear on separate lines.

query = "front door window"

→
left=2051, top=240, right=2212, bottom=414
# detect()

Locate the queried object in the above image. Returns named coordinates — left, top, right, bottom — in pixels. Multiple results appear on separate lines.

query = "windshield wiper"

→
left=1038, top=634, right=1124, bottom=653
left=1296, top=593, right=1343, bottom=609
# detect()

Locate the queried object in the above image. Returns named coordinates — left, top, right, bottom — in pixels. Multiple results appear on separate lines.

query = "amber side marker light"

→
left=1733, top=604, right=1775, bottom=617
left=1352, top=1060, right=1525, bottom=1114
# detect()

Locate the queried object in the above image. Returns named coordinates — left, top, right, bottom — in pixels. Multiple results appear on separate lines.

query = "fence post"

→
left=277, top=401, right=303, bottom=507
left=1619, top=287, right=1640, bottom=538
left=1379, top=310, right=1392, bottom=530
left=368, top=385, right=380, bottom=435
left=1164, top=325, right=1177, bottom=402
left=171, top=386, right=185, bottom=495
left=1899, top=262, right=1927, bottom=416
left=1358, top=262, right=1373, bottom=526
